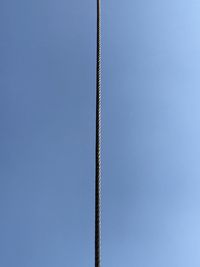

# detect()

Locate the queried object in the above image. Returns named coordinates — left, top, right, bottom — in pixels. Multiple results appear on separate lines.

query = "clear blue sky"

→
left=1, top=0, right=200, bottom=266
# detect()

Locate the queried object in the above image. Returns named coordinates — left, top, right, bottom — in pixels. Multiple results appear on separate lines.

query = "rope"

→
left=95, top=0, right=101, bottom=266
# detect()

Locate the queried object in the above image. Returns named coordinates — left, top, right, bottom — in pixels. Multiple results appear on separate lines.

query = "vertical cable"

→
left=95, top=0, right=101, bottom=267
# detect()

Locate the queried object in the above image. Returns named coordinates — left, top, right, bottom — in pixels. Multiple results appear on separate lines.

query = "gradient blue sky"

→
left=1, top=0, right=200, bottom=266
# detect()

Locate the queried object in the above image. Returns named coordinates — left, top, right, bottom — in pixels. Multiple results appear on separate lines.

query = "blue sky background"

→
left=1, top=0, right=200, bottom=266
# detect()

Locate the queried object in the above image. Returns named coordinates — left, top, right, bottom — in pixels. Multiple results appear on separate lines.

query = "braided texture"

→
left=95, top=0, right=101, bottom=266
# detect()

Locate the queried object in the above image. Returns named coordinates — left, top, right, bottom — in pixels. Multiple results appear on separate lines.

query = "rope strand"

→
left=95, top=0, right=101, bottom=266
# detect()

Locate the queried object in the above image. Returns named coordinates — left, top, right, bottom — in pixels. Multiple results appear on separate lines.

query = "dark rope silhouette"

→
left=95, top=0, right=101, bottom=266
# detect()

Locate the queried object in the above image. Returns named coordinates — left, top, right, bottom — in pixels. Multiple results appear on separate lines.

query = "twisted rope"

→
left=95, top=0, right=101, bottom=266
